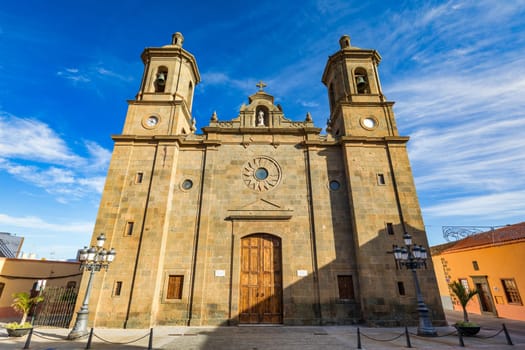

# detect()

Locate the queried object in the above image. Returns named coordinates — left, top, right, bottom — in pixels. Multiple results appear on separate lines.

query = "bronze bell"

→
left=156, top=72, right=166, bottom=86
left=356, top=75, right=366, bottom=87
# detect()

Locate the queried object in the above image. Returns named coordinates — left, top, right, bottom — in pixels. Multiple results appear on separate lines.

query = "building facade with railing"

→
left=431, top=222, right=525, bottom=321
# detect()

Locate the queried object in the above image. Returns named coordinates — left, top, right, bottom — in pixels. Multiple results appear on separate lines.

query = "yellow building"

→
left=77, top=33, right=445, bottom=328
left=431, top=222, right=525, bottom=321
left=0, top=258, right=81, bottom=320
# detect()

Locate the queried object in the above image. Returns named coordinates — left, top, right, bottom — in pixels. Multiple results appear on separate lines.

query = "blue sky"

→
left=1, top=0, right=524, bottom=260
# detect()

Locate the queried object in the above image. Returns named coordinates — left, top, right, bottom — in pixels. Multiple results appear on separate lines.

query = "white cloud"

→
left=0, top=213, right=93, bottom=233
left=0, top=114, right=82, bottom=165
left=424, top=191, right=525, bottom=219
left=0, top=114, right=111, bottom=202
left=57, top=64, right=133, bottom=85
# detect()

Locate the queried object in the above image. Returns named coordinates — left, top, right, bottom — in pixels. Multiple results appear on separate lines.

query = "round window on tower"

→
left=181, top=179, right=193, bottom=191
left=142, top=115, right=161, bottom=129
left=360, top=116, right=378, bottom=130
left=329, top=180, right=341, bottom=191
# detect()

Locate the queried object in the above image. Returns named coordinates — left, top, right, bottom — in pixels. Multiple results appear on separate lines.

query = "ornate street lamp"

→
left=68, top=233, right=116, bottom=339
left=393, top=232, right=437, bottom=337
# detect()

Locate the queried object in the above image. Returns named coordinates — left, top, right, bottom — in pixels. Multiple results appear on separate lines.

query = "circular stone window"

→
left=142, top=115, right=160, bottom=129
left=181, top=179, right=193, bottom=190
left=329, top=180, right=341, bottom=191
left=254, top=168, right=269, bottom=180
left=242, top=156, right=282, bottom=192
left=361, top=117, right=378, bottom=130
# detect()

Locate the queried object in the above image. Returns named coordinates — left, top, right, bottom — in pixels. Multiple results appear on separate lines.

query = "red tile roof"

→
left=440, top=222, right=525, bottom=253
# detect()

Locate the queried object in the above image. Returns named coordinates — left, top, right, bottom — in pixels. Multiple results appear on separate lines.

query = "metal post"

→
left=411, top=267, right=437, bottom=336
left=502, top=323, right=513, bottom=345
left=68, top=269, right=96, bottom=339
left=23, top=327, right=33, bottom=349
left=458, top=328, right=465, bottom=347
left=85, top=327, right=94, bottom=349
left=405, top=326, right=412, bottom=348
left=357, top=327, right=362, bottom=349
left=148, top=327, right=154, bottom=349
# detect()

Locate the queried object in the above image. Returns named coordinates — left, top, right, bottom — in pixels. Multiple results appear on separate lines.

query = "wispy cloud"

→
left=57, top=64, right=133, bottom=86
left=424, top=191, right=525, bottom=219
left=380, top=0, right=525, bottom=225
left=0, top=113, right=111, bottom=202
left=0, top=213, right=93, bottom=233
left=0, top=114, right=82, bottom=165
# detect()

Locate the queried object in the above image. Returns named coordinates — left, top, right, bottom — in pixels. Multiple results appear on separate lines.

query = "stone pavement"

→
left=1, top=310, right=524, bottom=349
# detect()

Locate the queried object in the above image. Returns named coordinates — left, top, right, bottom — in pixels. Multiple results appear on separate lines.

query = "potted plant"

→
left=449, top=281, right=480, bottom=336
left=4, top=292, right=44, bottom=337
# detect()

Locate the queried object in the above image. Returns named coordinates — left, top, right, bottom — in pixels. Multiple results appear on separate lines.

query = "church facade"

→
left=78, top=33, right=446, bottom=328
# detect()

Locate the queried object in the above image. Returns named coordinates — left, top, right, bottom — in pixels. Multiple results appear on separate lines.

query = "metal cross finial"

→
left=256, top=80, right=267, bottom=91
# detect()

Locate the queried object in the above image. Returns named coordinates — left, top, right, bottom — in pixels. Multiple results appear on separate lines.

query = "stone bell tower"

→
left=322, top=35, right=445, bottom=325
left=123, top=32, right=200, bottom=136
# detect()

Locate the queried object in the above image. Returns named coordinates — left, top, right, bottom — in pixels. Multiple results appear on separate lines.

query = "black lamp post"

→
left=393, top=232, right=437, bottom=337
left=68, top=233, right=116, bottom=339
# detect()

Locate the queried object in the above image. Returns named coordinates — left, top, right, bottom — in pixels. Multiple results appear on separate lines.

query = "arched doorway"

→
left=239, top=234, right=282, bottom=324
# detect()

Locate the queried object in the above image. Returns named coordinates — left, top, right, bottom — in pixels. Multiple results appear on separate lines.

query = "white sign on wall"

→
left=297, top=269, right=308, bottom=277
left=215, top=270, right=226, bottom=277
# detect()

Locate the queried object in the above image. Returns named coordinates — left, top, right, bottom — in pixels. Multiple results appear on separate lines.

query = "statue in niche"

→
left=257, top=110, right=265, bottom=126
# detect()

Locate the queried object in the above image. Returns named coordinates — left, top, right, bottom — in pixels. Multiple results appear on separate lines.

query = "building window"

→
left=136, top=172, right=144, bottom=184
left=329, top=83, right=335, bottom=110
left=167, top=275, right=184, bottom=299
left=354, top=67, right=369, bottom=94
left=472, top=261, right=479, bottom=271
left=502, top=279, right=522, bottom=305
left=125, top=221, right=134, bottom=236
left=66, top=281, right=76, bottom=289
left=459, top=278, right=470, bottom=292
left=329, top=180, right=341, bottom=191
left=377, top=173, right=386, bottom=185
left=397, top=281, right=406, bottom=296
left=337, top=275, right=355, bottom=300
left=0, top=282, right=5, bottom=298
left=154, top=67, right=168, bottom=93
left=114, top=281, right=123, bottom=297
left=386, top=222, right=394, bottom=235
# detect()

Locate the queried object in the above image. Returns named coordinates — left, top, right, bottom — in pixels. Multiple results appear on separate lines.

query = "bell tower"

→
left=322, top=36, right=443, bottom=325
left=322, top=35, right=398, bottom=138
left=122, top=32, right=200, bottom=136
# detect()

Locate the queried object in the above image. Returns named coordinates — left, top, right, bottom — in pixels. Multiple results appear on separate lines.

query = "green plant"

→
left=7, top=292, right=44, bottom=328
left=449, top=281, right=479, bottom=325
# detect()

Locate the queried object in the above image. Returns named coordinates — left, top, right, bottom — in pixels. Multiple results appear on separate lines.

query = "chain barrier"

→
left=360, top=330, right=405, bottom=342
left=410, top=329, right=458, bottom=337
left=32, top=330, right=66, bottom=341
left=93, top=330, right=150, bottom=345
left=357, top=323, right=514, bottom=349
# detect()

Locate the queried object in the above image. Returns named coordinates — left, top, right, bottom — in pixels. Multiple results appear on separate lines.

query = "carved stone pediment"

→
left=226, top=198, right=293, bottom=221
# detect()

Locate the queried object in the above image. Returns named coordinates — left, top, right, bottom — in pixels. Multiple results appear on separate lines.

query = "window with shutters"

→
left=167, top=275, right=184, bottom=299
left=337, top=275, right=355, bottom=300
left=502, top=279, right=522, bottom=305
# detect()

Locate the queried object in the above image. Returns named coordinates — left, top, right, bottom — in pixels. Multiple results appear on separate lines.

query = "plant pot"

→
left=6, top=327, right=32, bottom=337
left=456, top=325, right=480, bottom=336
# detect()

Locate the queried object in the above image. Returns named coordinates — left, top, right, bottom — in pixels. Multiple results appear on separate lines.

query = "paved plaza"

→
left=1, top=310, right=524, bottom=349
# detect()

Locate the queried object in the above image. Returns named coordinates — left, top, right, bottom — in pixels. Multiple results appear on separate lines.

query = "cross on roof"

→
left=256, top=80, right=267, bottom=91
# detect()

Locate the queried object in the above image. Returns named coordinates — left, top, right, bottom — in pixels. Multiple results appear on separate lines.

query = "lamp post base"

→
left=68, top=310, right=90, bottom=340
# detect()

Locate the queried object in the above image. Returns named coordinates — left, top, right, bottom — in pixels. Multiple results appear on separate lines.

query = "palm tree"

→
left=449, top=281, right=479, bottom=323
left=11, top=292, right=44, bottom=325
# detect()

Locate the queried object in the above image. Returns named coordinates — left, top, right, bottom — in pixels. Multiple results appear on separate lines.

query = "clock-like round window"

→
left=142, top=115, right=160, bottom=129
left=181, top=179, right=193, bottom=190
left=242, top=156, right=281, bottom=192
left=361, top=116, right=378, bottom=130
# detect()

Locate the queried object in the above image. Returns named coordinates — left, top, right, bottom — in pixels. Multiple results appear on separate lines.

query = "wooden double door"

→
left=239, top=234, right=282, bottom=324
